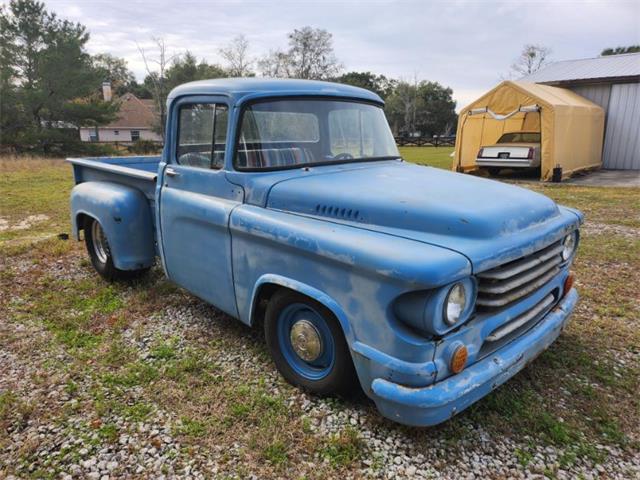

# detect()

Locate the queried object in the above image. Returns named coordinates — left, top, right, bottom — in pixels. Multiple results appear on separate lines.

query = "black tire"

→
left=84, top=218, right=149, bottom=281
left=264, top=290, right=358, bottom=396
left=488, top=167, right=501, bottom=176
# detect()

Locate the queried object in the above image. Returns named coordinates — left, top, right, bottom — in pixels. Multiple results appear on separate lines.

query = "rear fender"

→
left=71, top=181, right=155, bottom=270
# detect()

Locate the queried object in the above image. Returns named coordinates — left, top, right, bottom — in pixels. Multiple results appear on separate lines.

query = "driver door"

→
left=159, top=99, right=242, bottom=317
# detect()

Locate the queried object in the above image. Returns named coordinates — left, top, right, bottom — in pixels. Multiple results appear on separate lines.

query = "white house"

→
left=80, top=82, right=162, bottom=143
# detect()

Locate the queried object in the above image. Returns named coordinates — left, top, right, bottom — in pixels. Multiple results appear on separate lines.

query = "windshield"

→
left=235, top=99, right=399, bottom=170
left=497, top=132, right=541, bottom=144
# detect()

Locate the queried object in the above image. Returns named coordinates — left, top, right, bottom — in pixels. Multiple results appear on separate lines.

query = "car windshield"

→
left=497, top=132, right=541, bottom=144
left=235, top=99, right=399, bottom=170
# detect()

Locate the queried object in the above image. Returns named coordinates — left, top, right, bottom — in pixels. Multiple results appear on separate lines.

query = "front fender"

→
left=231, top=205, right=472, bottom=367
left=71, top=181, right=155, bottom=270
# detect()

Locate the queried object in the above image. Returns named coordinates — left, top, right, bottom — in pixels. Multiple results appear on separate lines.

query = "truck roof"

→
left=167, top=78, right=384, bottom=105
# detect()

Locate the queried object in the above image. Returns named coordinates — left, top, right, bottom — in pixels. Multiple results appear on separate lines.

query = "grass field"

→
left=1, top=152, right=639, bottom=478
left=399, top=146, right=454, bottom=170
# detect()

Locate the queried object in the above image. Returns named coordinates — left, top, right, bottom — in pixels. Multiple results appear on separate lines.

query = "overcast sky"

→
left=44, top=0, right=640, bottom=109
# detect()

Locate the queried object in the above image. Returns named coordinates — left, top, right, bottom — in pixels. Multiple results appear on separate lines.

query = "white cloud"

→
left=43, top=0, right=640, bottom=110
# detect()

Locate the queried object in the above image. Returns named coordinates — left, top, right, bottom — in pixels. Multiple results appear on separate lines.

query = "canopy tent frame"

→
left=455, top=104, right=542, bottom=172
left=468, top=104, right=540, bottom=119
left=453, top=81, right=605, bottom=181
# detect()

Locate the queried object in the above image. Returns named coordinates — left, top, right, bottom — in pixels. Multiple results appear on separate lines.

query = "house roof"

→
left=104, top=93, right=157, bottom=129
left=521, top=53, right=640, bottom=84
left=168, top=78, right=383, bottom=105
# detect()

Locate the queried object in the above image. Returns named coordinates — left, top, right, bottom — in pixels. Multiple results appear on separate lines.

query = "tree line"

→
left=0, top=1, right=457, bottom=154
left=1, top=0, right=637, bottom=155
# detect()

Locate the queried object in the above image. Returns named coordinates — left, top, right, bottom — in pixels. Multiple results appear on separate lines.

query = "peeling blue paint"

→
left=371, top=289, right=578, bottom=426
left=67, top=78, right=582, bottom=427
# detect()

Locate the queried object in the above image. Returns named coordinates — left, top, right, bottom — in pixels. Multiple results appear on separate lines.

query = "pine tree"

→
left=0, top=0, right=117, bottom=153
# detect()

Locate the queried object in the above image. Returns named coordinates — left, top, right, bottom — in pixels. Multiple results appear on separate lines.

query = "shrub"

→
left=129, top=139, right=162, bottom=154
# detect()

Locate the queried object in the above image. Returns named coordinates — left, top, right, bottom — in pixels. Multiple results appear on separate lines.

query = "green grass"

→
left=175, top=417, right=207, bottom=438
left=527, top=183, right=640, bottom=228
left=97, top=422, right=119, bottom=443
left=102, top=361, right=160, bottom=388
left=320, top=428, right=364, bottom=467
left=399, top=146, right=454, bottom=169
left=122, top=402, right=155, bottom=422
left=150, top=338, right=180, bottom=360
left=0, top=157, right=73, bottom=243
left=262, top=441, right=289, bottom=465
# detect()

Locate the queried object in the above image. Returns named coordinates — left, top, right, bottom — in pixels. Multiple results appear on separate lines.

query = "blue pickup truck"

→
left=68, top=78, right=581, bottom=426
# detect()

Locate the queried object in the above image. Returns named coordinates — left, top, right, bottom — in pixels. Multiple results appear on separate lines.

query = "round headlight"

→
left=562, top=231, right=578, bottom=261
left=444, top=283, right=467, bottom=326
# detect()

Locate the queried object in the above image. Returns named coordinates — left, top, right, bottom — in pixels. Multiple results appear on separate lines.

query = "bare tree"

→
left=258, top=26, right=342, bottom=80
left=385, top=81, right=413, bottom=134
left=258, top=49, right=292, bottom=78
left=219, top=34, right=253, bottom=77
left=138, top=37, right=179, bottom=139
left=511, top=44, right=552, bottom=77
left=393, top=78, right=419, bottom=135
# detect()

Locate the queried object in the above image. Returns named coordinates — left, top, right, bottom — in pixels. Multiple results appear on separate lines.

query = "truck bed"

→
left=67, top=155, right=161, bottom=200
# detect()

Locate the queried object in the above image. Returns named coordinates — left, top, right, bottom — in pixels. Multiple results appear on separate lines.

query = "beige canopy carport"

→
left=453, top=81, right=605, bottom=181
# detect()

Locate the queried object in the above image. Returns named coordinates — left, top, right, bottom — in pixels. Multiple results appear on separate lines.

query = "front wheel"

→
left=84, top=218, right=148, bottom=281
left=264, top=290, right=357, bottom=396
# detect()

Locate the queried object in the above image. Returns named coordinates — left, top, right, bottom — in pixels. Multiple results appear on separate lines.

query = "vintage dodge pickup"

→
left=68, top=78, right=582, bottom=426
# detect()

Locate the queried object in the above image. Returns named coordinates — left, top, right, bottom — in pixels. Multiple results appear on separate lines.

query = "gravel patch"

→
left=582, top=221, right=640, bottom=239
left=127, top=302, right=640, bottom=479
left=1, top=253, right=639, bottom=479
left=0, top=214, right=50, bottom=232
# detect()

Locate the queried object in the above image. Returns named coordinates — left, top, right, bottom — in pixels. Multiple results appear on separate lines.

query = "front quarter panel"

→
left=229, top=205, right=472, bottom=388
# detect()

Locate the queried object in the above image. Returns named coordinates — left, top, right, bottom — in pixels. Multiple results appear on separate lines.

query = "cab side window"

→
left=177, top=103, right=228, bottom=169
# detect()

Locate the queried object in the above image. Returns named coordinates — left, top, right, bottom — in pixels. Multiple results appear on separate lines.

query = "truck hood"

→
left=266, top=161, right=580, bottom=272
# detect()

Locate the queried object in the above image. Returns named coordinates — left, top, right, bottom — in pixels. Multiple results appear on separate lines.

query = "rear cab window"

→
left=177, top=103, right=228, bottom=169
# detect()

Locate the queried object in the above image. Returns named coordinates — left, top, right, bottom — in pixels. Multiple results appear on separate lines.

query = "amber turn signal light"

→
left=450, top=345, right=468, bottom=374
left=563, top=272, right=575, bottom=296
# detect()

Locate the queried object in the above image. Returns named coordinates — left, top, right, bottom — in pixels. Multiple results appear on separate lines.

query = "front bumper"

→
left=370, top=288, right=578, bottom=427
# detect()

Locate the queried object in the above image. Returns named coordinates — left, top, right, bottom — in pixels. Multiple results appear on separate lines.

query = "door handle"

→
left=165, top=167, right=179, bottom=177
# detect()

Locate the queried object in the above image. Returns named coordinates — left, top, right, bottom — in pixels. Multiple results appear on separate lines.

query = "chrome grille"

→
left=477, top=242, right=563, bottom=309
left=478, top=292, right=557, bottom=358
left=485, top=294, right=555, bottom=342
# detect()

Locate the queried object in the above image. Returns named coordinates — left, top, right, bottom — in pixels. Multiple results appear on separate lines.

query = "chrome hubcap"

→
left=91, top=221, right=110, bottom=264
left=290, top=319, right=323, bottom=362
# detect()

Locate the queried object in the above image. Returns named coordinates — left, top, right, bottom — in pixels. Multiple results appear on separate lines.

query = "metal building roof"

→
left=521, top=53, right=640, bottom=84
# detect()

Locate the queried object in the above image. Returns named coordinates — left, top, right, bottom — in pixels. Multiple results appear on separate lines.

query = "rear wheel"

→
left=264, top=290, right=357, bottom=396
left=84, top=218, right=148, bottom=281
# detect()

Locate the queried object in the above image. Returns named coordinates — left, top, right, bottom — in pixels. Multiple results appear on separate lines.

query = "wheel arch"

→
left=247, top=274, right=353, bottom=342
left=74, top=211, right=94, bottom=237
left=70, top=182, right=155, bottom=271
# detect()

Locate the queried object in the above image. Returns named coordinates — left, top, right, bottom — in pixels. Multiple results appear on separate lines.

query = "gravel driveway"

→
left=2, top=246, right=638, bottom=479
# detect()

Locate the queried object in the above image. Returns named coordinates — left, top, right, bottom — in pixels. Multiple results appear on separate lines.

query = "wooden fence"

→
left=394, top=135, right=456, bottom=147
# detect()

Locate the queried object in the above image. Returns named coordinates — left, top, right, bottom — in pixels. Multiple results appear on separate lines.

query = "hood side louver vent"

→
left=315, top=204, right=360, bottom=221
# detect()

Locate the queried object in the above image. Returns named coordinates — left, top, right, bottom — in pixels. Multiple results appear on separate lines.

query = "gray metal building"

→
left=522, top=53, right=640, bottom=170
